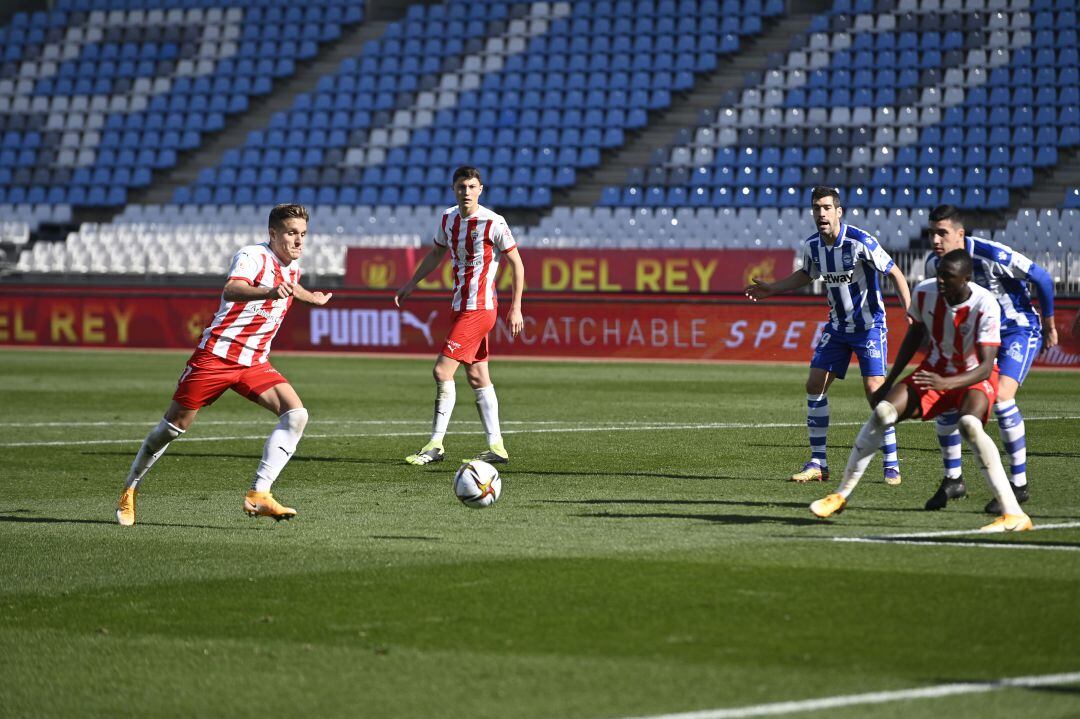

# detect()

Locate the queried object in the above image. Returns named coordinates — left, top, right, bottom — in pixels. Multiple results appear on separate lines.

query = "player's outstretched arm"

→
left=502, top=247, right=525, bottom=337
left=1024, top=261, right=1057, bottom=350
left=222, top=278, right=292, bottom=302
left=744, top=269, right=811, bottom=301
left=394, top=244, right=448, bottom=307
left=292, top=283, right=333, bottom=306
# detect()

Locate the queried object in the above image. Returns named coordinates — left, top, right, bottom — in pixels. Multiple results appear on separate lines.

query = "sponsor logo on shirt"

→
left=820, top=271, right=854, bottom=284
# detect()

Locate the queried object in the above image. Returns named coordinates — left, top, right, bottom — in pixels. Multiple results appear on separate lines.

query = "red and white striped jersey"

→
left=434, top=204, right=517, bottom=311
left=198, top=243, right=300, bottom=366
left=908, top=278, right=1001, bottom=375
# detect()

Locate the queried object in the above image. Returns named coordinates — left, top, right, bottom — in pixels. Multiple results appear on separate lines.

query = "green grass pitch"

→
left=1, top=348, right=1079, bottom=718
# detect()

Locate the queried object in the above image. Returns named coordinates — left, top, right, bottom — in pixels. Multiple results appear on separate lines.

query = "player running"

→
left=115, top=204, right=332, bottom=526
left=745, top=186, right=911, bottom=485
left=922, top=205, right=1057, bottom=513
left=394, top=166, right=525, bottom=466
left=810, top=249, right=1032, bottom=533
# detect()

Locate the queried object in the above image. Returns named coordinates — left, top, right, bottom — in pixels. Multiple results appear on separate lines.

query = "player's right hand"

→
left=272, top=282, right=294, bottom=299
left=744, top=278, right=771, bottom=301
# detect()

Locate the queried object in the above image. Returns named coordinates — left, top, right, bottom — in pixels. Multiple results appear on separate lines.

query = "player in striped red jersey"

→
left=115, top=204, right=332, bottom=526
left=810, top=250, right=1033, bottom=532
left=395, top=166, right=525, bottom=466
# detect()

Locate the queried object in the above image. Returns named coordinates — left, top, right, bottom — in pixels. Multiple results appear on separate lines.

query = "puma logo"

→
left=278, top=446, right=293, bottom=457
left=402, top=310, right=438, bottom=346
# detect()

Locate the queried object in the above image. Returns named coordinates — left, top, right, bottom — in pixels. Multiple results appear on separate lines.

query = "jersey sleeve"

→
left=862, top=235, right=895, bottom=274
left=227, top=248, right=261, bottom=284
left=908, top=286, right=927, bottom=324
left=433, top=213, right=449, bottom=247
left=493, top=217, right=517, bottom=252
left=800, top=242, right=819, bottom=279
left=976, top=295, right=1002, bottom=346
left=1009, top=251, right=1056, bottom=317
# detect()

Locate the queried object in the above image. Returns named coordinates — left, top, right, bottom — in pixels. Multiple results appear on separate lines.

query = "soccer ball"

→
left=453, top=460, right=502, bottom=508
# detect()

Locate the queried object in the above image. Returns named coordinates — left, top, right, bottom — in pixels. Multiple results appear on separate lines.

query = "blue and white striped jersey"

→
left=924, top=236, right=1048, bottom=332
left=801, top=224, right=895, bottom=333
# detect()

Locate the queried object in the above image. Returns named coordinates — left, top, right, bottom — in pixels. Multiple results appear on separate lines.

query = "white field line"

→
left=2, top=416, right=1078, bottom=449
left=825, top=521, right=1080, bottom=553
left=617, top=671, right=1080, bottom=719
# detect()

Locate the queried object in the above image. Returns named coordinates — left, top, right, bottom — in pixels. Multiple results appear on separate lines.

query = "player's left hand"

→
left=506, top=307, right=524, bottom=338
left=1042, top=317, right=1058, bottom=350
left=911, top=369, right=946, bottom=390
left=310, top=291, right=332, bottom=306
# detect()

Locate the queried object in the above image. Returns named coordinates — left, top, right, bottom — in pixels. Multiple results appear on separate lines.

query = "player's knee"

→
left=957, top=414, right=984, bottom=442
left=872, top=401, right=898, bottom=428
left=935, top=411, right=958, bottom=428
left=282, top=407, right=308, bottom=435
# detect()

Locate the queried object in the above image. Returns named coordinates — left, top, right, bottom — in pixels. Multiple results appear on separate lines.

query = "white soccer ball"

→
left=453, top=460, right=502, bottom=508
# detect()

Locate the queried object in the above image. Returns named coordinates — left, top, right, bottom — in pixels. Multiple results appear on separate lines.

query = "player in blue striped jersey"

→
left=746, top=186, right=911, bottom=484
left=922, top=204, right=1058, bottom=514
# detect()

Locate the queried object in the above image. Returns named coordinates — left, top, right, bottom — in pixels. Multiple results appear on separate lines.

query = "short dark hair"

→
left=269, top=203, right=308, bottom=229
left=811, top=185, right=841, bottom=206
left=929, top=204, right=964, bottom=226
left=939, top=248, right=973, bottom=277
left=452, top=165, right=483, bottom=185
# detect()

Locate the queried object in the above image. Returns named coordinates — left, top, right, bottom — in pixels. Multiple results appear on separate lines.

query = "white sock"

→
left=994, top=399, right=1028, bottom=487
left=125, top=418, right=184, bottom=490
left=838, top=402, right=897, bottom=498
left=431, top=380, right=455, bottom=444
left=474, top=385, right=502, bottom=447
left=958, top=415, right=1022, bottom=515
left=252, top=408, right=308, bottom=493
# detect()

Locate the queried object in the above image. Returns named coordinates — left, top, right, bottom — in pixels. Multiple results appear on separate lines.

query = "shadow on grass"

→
left=524, top=470, right=734, bottom=481
left=0, top=513, right=254, bottom=531
left=577, top=510, right=823, bottom=527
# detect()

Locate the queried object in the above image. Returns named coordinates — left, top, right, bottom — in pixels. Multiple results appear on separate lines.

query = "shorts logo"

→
left=445, top=339, right=462, bottom=354
left=818, top=332, right=831, bottom=348
left=1006, top=341, right=1024, bottom=363
left=864, top=338, right=881, bottom=359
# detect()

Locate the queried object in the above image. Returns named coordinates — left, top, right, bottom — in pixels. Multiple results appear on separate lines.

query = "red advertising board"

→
left=345, top=247, right=796, bottom=294
left=2, top=286, right=1078, bottom=368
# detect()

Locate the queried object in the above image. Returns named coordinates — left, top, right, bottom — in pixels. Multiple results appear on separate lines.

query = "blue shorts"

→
left=996, top=326, right=1041, bottom=384
left=810, top=326, right=888, bottom=380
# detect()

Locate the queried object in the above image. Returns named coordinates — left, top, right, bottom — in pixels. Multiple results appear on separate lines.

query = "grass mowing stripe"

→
left=5, top=415, right=1080, bottom=448
left=618, top=670, right=1080, bottom=719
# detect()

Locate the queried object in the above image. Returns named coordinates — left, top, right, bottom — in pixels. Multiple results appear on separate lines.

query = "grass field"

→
left=1, top=348, right=1079, bottom=718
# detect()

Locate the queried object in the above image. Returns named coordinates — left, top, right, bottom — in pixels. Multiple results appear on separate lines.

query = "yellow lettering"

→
left=111, top=305, right=134, bottom=344
left=51, top=305, right=77, bottom=342
left=636, top=259, right=661, bottom=291
left=0, top=313, right=7, bottom=341
left=692, top=259, right=718, bottom=291
left=571, top=258, right=596, bottom=291
left=543, top=258, right=569, bottom=291
left=665, top=259, right=689, bottom=292
left=598, top=260, right=622, bottom=291
left=83, top=308, right=106, bottom=343
left=15, top=309, right=35, bottom=341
